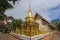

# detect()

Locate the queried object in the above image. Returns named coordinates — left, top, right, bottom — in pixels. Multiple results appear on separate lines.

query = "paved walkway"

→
left=38, top=33, right=52, bottom=40
left=0, top=33, right=10, bottom=40
left=38, top=31, right=60, bottom=40
left=0, top=31, right=60, bottom=40
left=50, top=32, right=60, bottom=40
left=0, top=32, right=21, bottom=40
left=0, top=33, right=3, bottom=40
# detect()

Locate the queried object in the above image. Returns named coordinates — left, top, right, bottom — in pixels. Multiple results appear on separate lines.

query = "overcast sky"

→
left=5, top=0, right=60, bottom=22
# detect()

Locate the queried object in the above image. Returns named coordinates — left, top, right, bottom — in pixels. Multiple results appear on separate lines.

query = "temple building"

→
left=19, top=5, right=55, bottom=36
left=20, top=5, right=39, bottom=36
left=25, top=5, right=35, bottom=23
left=11, top=5, right=55, bottom=40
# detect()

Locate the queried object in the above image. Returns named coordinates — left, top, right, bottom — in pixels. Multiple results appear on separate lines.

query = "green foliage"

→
left=51, top=19, right=60, bottom=31
left=12, top=19, right=22, bottom=32
left=8, top=0, right=20, bottom=4
left=0, top=0, right=18, bottom=12
left=0, top=0, right=19, bottom=21
left=57, top=23, right=60, bottom=31
left=0, top=0, right=20, bottom=32
left=12, top=19, right=22, bottom=28
left=0, top=13, right=6, bottom=21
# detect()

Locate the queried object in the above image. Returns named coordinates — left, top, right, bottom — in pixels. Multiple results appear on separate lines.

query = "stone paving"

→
left=38, top=31, right=60, bottom=40
left=0, top=32, right=10, bottom=40
left=50, top=32, right=60, bottom=40
left=0, top=32, right=4, bottom=40
left=0, top=32, right=21, bottom=40
left=0, top=31, right=60, bottom=40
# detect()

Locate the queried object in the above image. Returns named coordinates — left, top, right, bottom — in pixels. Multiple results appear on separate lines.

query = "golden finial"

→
left=26, top=4, right=32, bottom=17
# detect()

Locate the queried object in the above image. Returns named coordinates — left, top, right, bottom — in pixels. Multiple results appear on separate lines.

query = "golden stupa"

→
left=11, top=4, right=55, bottom=37
left=25, top=5, right=34, bottom=23
left=20, top=5, right=39, bottom=36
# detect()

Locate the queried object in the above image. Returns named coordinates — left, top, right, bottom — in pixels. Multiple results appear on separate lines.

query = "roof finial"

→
left=29, top=3, right=31, bottom=11
left=29, top=4, right=31, bottom=8
left=29, top=0, right=31, bottom=9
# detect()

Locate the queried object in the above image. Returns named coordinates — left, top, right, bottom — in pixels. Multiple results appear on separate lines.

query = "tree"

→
left=12, top=19, right=22, bottom=32
left=0, top=13, right=6, bottom=21
left=51, top=19, right=60, bottom=31
left=57, top=23, right=60, bottom=31
left=0, top=0, right=19, bottom=21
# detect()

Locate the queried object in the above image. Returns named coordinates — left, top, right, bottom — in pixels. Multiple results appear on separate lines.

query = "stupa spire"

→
left=25, top=4, right=34, bottom=23
left=27, top=4, right=33, bottom=17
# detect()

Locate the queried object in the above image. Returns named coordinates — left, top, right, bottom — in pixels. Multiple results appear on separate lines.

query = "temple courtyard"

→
left=0, top=31, right=60, bottom=40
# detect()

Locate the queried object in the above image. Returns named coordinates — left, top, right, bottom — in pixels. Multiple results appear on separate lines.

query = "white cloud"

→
left=5, top=0, right=60, bottom=22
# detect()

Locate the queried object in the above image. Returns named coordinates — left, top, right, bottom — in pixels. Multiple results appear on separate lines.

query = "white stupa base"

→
left=10, top=32, right=52, bottom=40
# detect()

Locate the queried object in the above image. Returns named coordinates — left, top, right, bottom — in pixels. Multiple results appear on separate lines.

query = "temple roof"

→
left=35, top=13, right=55, bottom=30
